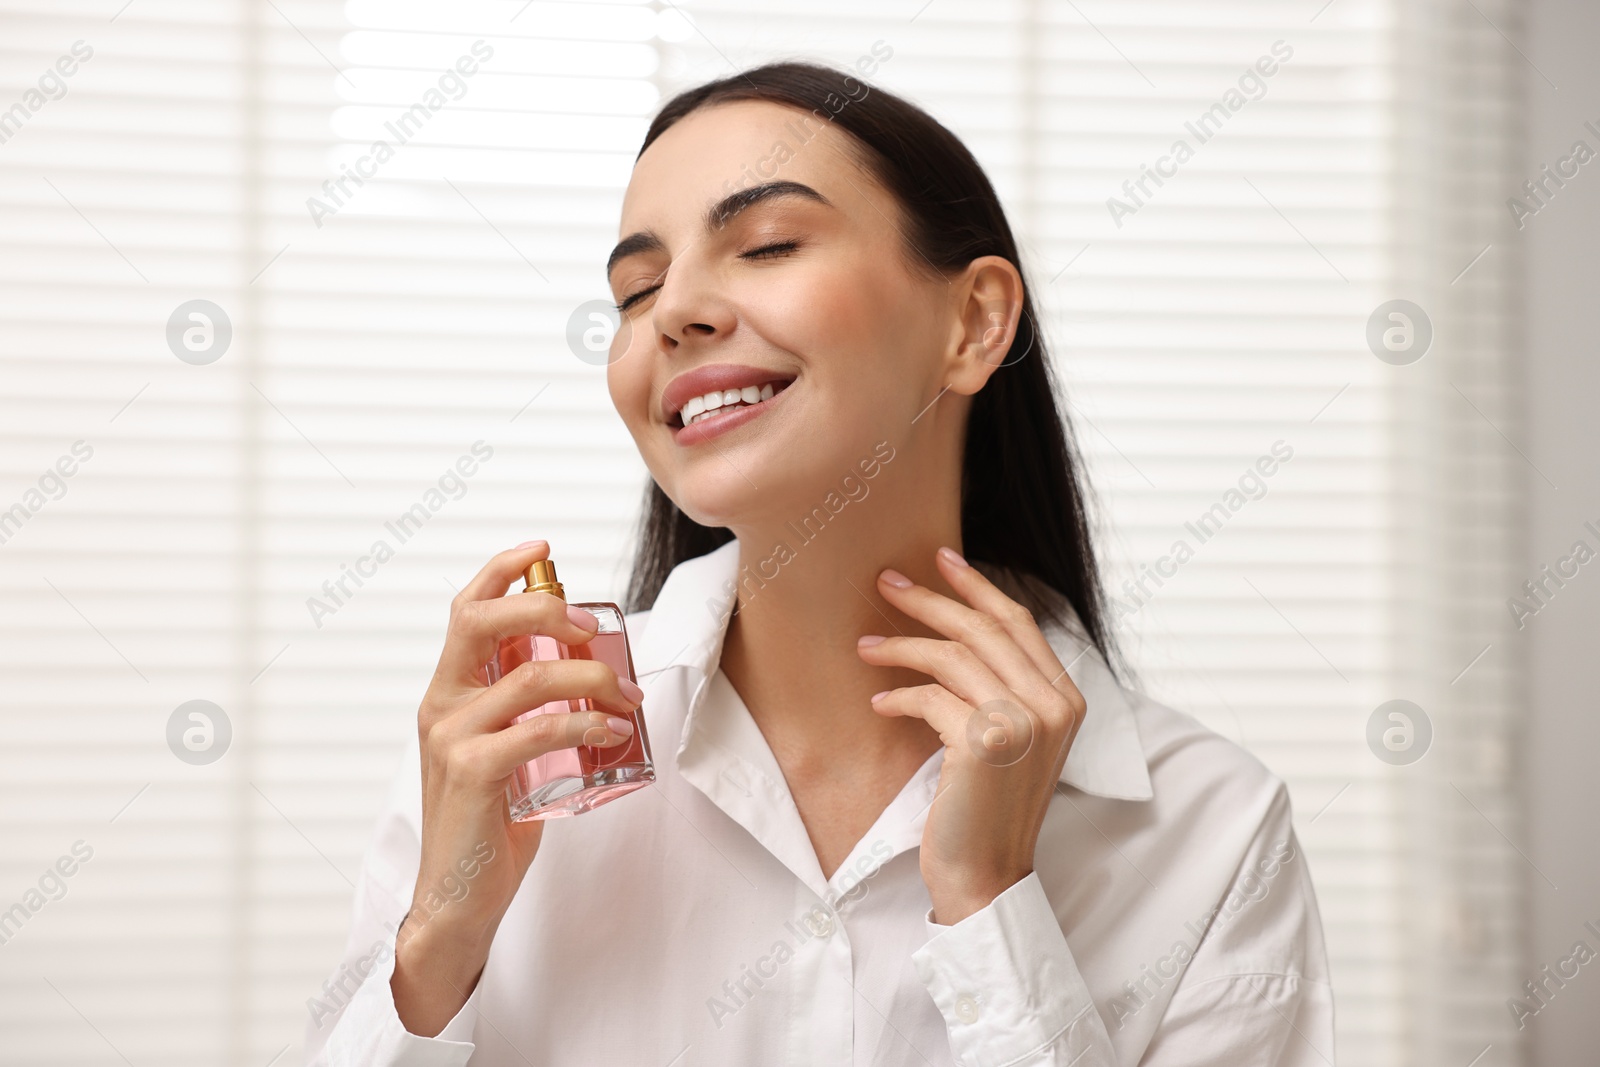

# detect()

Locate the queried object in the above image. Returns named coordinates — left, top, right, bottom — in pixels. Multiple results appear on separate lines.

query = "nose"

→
left=650, top=258, right=736, bottom=352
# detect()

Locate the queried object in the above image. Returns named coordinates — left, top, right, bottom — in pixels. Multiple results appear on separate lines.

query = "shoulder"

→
left=1133, top=691, right=1282, bottom=792
left=1128, top=688, right=1294, bottom=842
left=1127, top=694, right=1330, bottom=992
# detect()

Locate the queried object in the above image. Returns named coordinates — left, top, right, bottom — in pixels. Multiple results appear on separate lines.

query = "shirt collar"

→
left=631, top=539, right=1152, bottom=802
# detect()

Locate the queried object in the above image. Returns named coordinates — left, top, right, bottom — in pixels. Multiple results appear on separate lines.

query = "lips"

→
left=660, top=363, right=796, bottom=431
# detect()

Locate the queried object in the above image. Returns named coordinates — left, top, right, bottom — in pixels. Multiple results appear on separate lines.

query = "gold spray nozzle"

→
left=523, top=558, right=565, bottom=600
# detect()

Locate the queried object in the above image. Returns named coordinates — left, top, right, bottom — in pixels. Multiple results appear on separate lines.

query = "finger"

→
left=438, top=588, right=601, bottom=684
left=856, top=633, right=1012, bottom=709
left=456, top=657, right=642, bottom=736
left=472, top=709, right=637, bottom=781
left=872, top=684, right=1038, bottom=767
left=456, top=540, right=550, bottom=606
left=933, top=547, right=1086, bottom=705
left=868, top=682, right=973, bottom=743
left=875, top=566, right=1059, bottom=710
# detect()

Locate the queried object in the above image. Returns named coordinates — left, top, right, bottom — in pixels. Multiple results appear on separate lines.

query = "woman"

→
left=307, top=62, right=1332, bottom=1066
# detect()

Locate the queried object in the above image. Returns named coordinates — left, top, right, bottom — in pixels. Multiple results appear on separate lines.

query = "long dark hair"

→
left=621, top=60, right=1117, bottom=668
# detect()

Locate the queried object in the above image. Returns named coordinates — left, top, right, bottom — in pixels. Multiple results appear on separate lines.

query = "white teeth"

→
left=679, top=381, right=787, bottom=427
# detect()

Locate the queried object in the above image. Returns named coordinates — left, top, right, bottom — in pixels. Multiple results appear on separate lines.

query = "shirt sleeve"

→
left=911, top=785, right=1334, bottom=1067
left=302, top=734, right=484, bottom=1067
left=912, top=872, right=1120, bottom=1067
left=1137, top=796, right=1335, bottom=1067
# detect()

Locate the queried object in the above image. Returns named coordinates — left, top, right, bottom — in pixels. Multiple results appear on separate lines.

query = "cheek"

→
left=793, top=265, right=871, bottom=345
left=605, top=332, right=653, bottom=431
left=749, top=259, right=902, bottom=380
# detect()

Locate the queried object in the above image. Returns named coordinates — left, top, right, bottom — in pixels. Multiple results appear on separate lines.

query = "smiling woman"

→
left=308, top=61, right=1332, bottom=1066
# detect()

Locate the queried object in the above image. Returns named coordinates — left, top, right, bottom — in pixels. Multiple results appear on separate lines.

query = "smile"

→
left=679, top=382, right=786, bottom=427
left=661, top=364, right=796, bottom=446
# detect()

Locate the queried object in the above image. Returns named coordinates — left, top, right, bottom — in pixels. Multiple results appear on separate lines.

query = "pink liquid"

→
left=480, top=602, right=654, bottom=819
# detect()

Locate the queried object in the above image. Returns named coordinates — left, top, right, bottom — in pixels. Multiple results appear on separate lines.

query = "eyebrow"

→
left=605, top=180, right=832, bottom=279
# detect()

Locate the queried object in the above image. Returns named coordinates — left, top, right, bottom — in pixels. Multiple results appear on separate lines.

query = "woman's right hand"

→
left=392, top=539, right=643, bottom=1036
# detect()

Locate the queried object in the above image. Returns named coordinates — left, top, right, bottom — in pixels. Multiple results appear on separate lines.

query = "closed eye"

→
left=740, top=239, right=800, bottom=260
left=613, top=241, right=802, bottom=313
left=615, top=275, right=663, bottom=314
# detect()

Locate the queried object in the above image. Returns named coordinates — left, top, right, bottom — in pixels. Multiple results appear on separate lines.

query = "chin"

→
left=660, top=462, right=793, bottom=530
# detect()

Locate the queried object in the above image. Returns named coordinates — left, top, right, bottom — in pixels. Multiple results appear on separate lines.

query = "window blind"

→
left=0, top=1, right=1523, bottom=1064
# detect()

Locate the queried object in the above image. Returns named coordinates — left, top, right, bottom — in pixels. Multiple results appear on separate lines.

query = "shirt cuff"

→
left=323, top=938, right=479, bottom=1067
left=912, top=872, right=1104, bottom=1067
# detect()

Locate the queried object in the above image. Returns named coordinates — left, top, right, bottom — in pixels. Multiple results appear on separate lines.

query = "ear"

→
left=942, top=255, right=1025, bottom=397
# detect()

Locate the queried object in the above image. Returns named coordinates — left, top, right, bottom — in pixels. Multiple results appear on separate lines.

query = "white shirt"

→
left=305, top=540, right=1334, bottom=1066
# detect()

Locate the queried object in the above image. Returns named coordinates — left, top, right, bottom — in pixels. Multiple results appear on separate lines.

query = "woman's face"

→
left=605, top=100, right=962, bottom=530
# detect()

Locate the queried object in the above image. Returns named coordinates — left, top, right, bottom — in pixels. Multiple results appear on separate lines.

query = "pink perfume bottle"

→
left=481, top=558, right=655, bottom=819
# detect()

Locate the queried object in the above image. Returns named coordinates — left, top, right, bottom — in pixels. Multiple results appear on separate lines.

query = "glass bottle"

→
left=480, top=558, right=654, bottom=819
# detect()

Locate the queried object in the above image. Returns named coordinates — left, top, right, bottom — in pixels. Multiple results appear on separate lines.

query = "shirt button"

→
left=812, top=911, right=835, bottom=938
left=954, top=994, right=980, bottom=1023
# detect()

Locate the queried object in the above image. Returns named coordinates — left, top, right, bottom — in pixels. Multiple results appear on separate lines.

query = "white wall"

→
left=1523, top=0, right=1600, bottom=1060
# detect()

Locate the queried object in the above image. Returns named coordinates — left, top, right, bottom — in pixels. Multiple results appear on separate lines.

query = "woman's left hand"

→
left=856, top=546, right=1088, bottom=926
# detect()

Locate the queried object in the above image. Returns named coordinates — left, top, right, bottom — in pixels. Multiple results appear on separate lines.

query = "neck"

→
left=716, top=434, right=963, bottom=776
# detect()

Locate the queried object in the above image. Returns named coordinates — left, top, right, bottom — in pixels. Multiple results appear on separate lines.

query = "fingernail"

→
left=567, top=605, right=599, bottom=631
left=870, top=690, right=891, bottom=703
left=879, top=568, right=913, bottom=589
left=605, top=715, right=635, bottom=736
left=617, top=677, right=644, bottom=704
left=938, top=546, right=968, bottom=568
left=515, top=539, right=547, bottom=550
left=858, top=635, right=886, bottom=648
